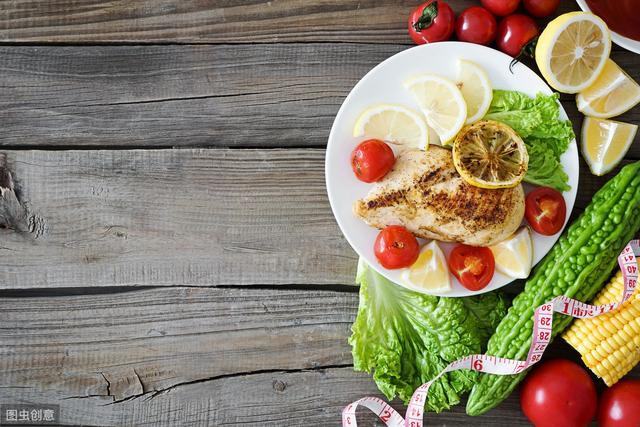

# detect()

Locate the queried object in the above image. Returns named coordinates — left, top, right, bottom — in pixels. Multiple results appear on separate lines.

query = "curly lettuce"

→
left=484, top=90, right=574, bottom=191
left=349, top=259, right=508, bottom=412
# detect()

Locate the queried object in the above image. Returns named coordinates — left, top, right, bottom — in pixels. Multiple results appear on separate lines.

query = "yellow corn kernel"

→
left=563, top=259, right=640, bottom=386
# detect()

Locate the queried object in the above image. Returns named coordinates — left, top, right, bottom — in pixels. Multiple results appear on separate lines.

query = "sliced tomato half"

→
left=448, top=244, right=495, bottom=291
left=525, top=187, right=566, bottom=236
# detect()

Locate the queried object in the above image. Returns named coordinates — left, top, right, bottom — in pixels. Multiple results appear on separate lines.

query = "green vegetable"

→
left=466, top=161, right=640, bottom=416
left=350, top=259, right=507, bottom=412
left=484, top=90, right=574, bottom=191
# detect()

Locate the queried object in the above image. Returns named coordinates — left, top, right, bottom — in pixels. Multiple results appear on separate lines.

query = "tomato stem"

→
left=509, top=36, right=538, bottom=74
left=413, top=1, right=439, bottom=32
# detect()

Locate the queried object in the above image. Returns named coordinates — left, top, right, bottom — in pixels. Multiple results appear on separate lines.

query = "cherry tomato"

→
left=448, top=245, right=495, bottom=291
left=351, top=139, right=395, bottom=183
left=523, top=0, right=560, bottom=17
left=496, top=14, right=539, bottom=57
left=374, top=225, right=420, bottom=269
left=481, top=0, right=520, bottom=16
left=455, top=6, right=497, bottom=45
left=525, top=187, right=566, bottom=236
left=521, top=359, right=597, bottom=427
left=408, top=0, right=455, bottom=45
left=598, top=379, right=640, bottom=427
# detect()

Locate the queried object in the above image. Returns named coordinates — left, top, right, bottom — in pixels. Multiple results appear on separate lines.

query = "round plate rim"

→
left=325, top=41, right=579, bottom=297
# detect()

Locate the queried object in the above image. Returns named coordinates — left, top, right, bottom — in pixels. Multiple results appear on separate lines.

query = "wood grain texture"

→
left=0, top=0, right=579, bottom=44
left=3, top=367, right=534, bottom=427
left=0, top=43, right=404, bottom=148
left=0, top=287, right=355, bottom=404
left=0, top=148, right=635, bottom=290
left=0, top=148, right=356, bottom=289
left=2, top=44, right=640, bottom=155
left=5, top=286, right=632, bottom=426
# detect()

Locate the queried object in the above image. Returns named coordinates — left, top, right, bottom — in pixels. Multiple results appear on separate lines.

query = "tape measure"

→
left=343, top=239, right=640, bottom=427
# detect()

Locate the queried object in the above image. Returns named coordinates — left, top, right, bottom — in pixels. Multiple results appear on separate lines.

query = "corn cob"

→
left=563, top=258, right=640, bottom=386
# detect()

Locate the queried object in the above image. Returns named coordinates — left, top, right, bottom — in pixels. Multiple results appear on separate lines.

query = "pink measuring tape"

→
left=343, top=239, right=640, bottom=427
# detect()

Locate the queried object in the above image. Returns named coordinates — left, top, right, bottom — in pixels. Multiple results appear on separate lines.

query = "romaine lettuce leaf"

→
left=484, top=90, right=574, bottom=191
left=349, top=259, right=508, bottom=412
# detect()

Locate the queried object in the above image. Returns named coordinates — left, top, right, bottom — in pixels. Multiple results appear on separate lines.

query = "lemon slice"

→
left=535, top=12, right=611, bottom=94
left=457, top=60, right=493, bottom=125
left=581, top=117, right=637, bottom=176
left=576, top=59, right=640, bottom=119
left=353, top=104, right=429, bottom=150
left=404, top=74, right=467, bottom=145
left=452, top=120, right=528, bottom=189
left=402, top=241, right=451, bottom=293
left=490, top=227, right=533, bottom=279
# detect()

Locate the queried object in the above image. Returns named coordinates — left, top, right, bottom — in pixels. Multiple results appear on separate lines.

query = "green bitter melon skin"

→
left=466, top=161, right=640, bottom=416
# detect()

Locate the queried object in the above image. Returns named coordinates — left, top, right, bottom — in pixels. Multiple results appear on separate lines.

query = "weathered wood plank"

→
left=0, top=287, right=355, bottom=404
left=1, top=367, right=534, bottom=427
left=2, top=44, right=639, bottom=154
left=0, top=148, right=356, bottom=289
left=0, top=43, right=404, bottom=148
left=1, top=286, right=637, bottom=426
left=0, top=0, right=579, bottom=44
left=0, top=149, right=635, bottom=290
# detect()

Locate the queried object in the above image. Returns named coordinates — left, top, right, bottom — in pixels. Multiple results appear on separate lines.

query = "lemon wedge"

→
left=581, top=117, right=637, bottom=176
left=535, top=12, right=611, bottom=94
left=457, top=60, right=493, bottom=124
left=452, top=120, right=528, bottom=189
left=353, top=104, right=429, bottom=150
left=402, top=241, right=451, bottom=293
left=404, top=74, right=467, bottom=145
left=490, top=227, right=533, bottom=279
left=576, top=59, right=640, bottom=119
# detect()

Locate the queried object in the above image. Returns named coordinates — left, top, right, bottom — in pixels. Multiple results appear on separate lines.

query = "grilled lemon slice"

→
left=452, top=120, right=528, bottom=189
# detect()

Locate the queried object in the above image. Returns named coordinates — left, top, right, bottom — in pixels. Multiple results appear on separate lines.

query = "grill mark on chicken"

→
left=365, top=189, right=405, bottom=209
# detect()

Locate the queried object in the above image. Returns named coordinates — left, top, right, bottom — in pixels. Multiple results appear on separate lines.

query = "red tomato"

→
left=408, top=0, right=455, bottom=45
left=448, top=245, right=495, bottom=291
left=496, top=14, right=539, bottom=57
left=455, top=7, right=497, bottom=45
left=598, top=379, right=640, bottom=427
left=374, top=225, right=420, bottom=269
left=351, top=139, right=395, bottom=183
left=520, top=359, right=597, bottom=427
left=525, top=187, right=566, bottom=235
left=523, top=0, right=560, bottom=17
left=481, top=0, right=520, bottom=16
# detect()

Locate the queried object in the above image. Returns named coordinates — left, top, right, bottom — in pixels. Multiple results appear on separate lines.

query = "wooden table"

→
left=0, top=1, right=638, bottom=425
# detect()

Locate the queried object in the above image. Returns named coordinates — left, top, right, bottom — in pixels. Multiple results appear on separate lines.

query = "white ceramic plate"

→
left=325, top=42, right=579, bottom=297
left=576, top=0, right=640, bottom=55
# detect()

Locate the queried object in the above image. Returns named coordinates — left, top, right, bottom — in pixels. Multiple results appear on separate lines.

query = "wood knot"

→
left=272, top=379, right=286, bottom=393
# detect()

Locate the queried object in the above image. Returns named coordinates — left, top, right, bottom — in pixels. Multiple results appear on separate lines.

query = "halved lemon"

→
left=452, top=120, right=529, bottom=189
left=576, top=59, right=640, bottom=119
left=490, top=227, right=533, bottom=279
left=581, top=117, right=637, bottom=176
left=535, top=12, right=611, bottom=94
left=353, top=104, right=429, bottom=150
left=402, top=241, right=451, bottom=293
left=457, top=59, right=493, bottom=125
left=404, top=74, right=467, bottom=145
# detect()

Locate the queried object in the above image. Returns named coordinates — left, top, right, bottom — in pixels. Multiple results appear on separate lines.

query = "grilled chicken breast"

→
left=353, top=146, right=525, bottom=246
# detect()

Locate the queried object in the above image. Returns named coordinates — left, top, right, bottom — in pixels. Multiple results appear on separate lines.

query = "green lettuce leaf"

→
left=349, top=259, right=508, bottom=412
left=484, top=90, right=574, bottom=191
